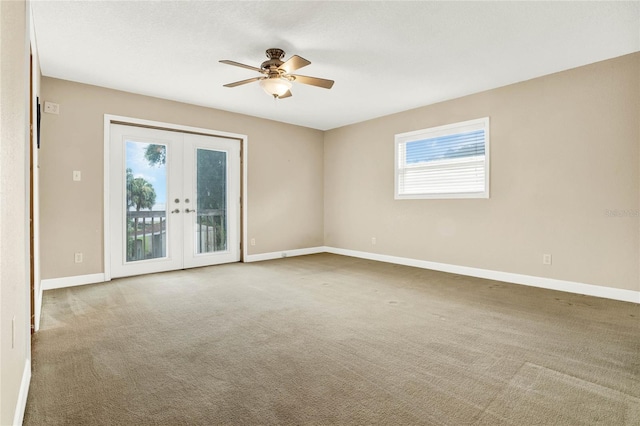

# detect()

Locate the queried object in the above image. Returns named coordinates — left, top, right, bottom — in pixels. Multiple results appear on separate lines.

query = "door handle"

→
left=185, top=208, right=196, bottom=213
left=171, top=209, right=180, bottom=214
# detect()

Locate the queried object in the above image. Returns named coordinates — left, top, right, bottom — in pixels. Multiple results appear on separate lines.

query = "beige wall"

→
left=40, top=54, right=639, bottom=293
left=325, top=53, right=639, bottom=292
left=39, top=78, right=324, bottom=279
left=0, top=0, right=30, bottom=424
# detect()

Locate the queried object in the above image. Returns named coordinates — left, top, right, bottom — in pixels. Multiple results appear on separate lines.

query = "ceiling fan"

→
left=220, top=48, right=334, bottom=99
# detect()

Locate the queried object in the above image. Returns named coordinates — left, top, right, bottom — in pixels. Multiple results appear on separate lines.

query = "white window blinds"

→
left=395, top=118, right=489, bottom=199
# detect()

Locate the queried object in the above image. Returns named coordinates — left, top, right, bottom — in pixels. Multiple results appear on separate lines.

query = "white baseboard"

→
left=35, top=283, right=42, bottom=332
left=41, top=273, right=106, bottom=291
left=324, top=247, right=640, bottom=304
left=13, top=359, right=31, bottom=426
left=38, top=251, right=638, bottom=304
left=245, top=246, right=325, bottom=263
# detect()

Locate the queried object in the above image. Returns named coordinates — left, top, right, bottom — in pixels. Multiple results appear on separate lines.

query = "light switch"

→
left=73, top=171, right=81, bottom=181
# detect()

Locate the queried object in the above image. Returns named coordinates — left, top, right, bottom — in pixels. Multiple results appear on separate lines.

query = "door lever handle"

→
left=171, top=209, right=180, bottom=214
left=185, top=208, right=196, bottom=213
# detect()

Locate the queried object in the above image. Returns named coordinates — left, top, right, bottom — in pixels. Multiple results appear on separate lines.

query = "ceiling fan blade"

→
left=219, top=60, right=264, bottom=73
left=290, top=74, right=334, bottom=89
left=277, top=90, right=292, bottom=99
left=223, top=77, right=263, bottom=88
left=280, top=55, right=311, bottom=73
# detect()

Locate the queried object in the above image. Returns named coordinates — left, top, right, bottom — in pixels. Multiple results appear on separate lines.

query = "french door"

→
left=109, top=124, right=240, bottom=278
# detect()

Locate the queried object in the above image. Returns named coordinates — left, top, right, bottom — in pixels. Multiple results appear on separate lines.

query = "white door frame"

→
left=103, top=114, right=248, bottom=282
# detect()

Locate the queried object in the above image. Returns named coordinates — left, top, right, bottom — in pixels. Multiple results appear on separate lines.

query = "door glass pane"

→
left=125, top=141, right=167, bottom=262
left=196, top=149, right=227, bottom=253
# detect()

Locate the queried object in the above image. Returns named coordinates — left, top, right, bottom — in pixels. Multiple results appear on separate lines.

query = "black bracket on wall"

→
left=36, top=96, right=41, bottom=149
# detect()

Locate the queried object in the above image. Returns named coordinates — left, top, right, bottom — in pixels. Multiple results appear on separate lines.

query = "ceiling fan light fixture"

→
left=259, top=77, right=292, bottom=98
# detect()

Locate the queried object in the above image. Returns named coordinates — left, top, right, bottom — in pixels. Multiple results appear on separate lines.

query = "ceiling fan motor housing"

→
left=261, top=48, right=286, bottom=73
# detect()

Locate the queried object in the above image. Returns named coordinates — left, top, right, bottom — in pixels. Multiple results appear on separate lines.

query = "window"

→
left=395, top=117, right=490, bottom=199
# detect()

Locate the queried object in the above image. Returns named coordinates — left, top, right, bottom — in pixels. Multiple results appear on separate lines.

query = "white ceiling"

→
left=31, top=1, right=639, bottom=131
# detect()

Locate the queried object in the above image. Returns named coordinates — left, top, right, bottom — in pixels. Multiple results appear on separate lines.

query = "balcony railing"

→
left=126, top=209, right=226, bottom=262
left=195, top=209, right=227, bottom=254
left=126, top=211, right=166, bottom=261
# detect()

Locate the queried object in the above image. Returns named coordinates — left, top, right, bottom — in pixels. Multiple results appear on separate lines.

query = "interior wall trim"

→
left=324, top=247, right=639, bottom=304
left=13, top=359, right=31, bottom=426
left=39, top=249, right=639, bottom=304
left=35, top=285, right=43, bottom=331
left=41, top=273, right=105, bottom=291
left=245, top=246, right=326, bottom=263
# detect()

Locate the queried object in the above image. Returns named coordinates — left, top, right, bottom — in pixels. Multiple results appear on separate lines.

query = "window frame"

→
left=394, top=117, right=490, bottom=200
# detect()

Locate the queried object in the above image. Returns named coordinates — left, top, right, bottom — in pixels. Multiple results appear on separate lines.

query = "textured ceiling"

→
left=32, top=1, right=639, bottom=130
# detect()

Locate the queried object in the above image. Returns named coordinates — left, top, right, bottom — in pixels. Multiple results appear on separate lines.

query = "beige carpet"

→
left=24, top=254, right=639, bottom=425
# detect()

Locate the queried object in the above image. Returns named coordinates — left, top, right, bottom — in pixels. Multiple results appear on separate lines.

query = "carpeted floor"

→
left=24, top=254, right=639, bottom=425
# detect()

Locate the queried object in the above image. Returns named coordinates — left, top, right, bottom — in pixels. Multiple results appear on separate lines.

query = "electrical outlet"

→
left=250, top=238, right=256, bottom=246
left=543, top=254, right=552, bottom=265
left=73, top=170, right=81, bottom=181
left=75, top=252, right=83, bottom=263
left=371, top=237, right=377, bottom=245
left=44, top=101, right=59, bottom=114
